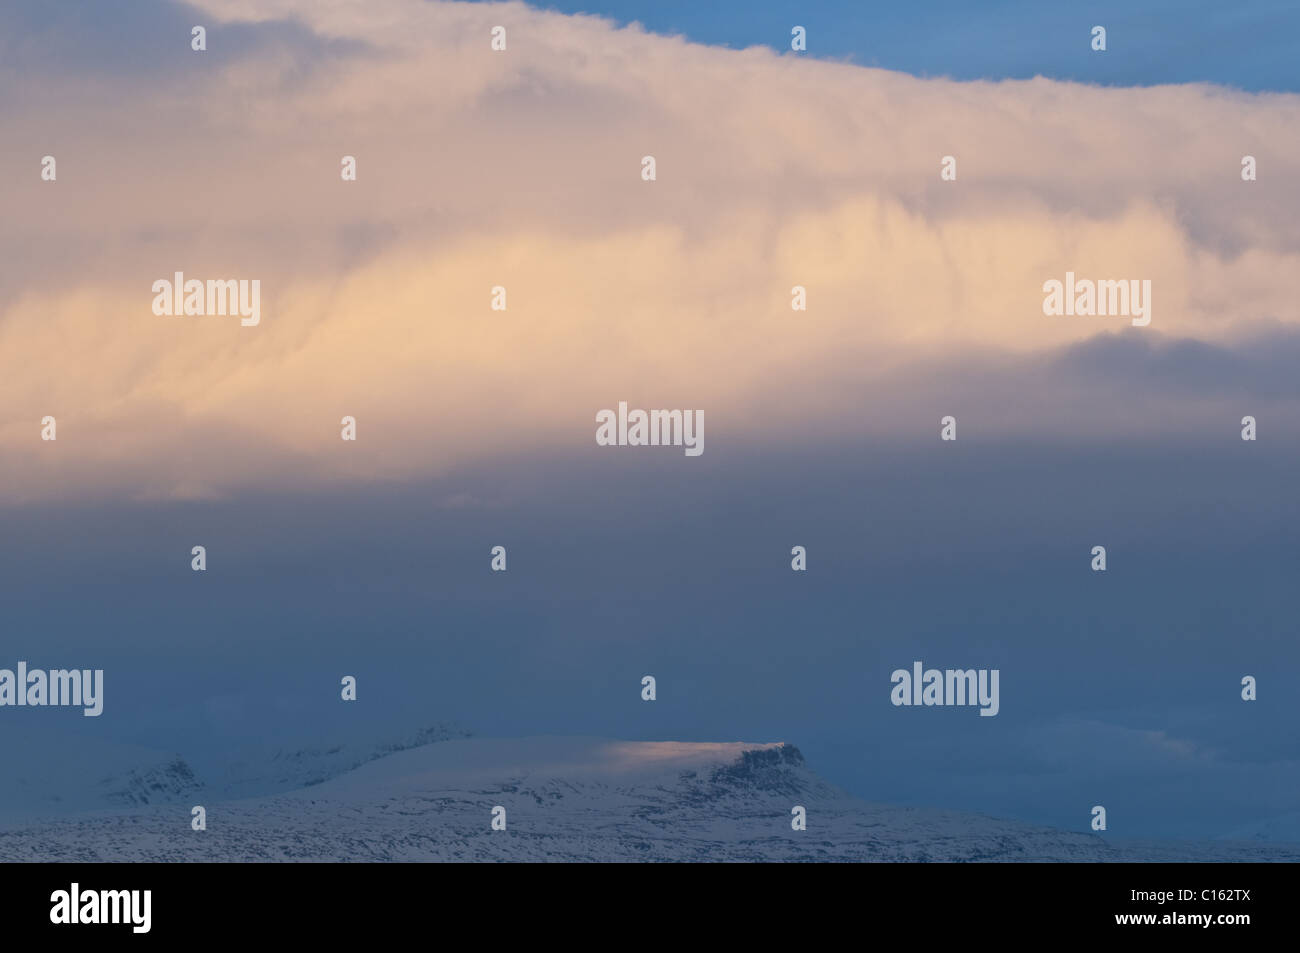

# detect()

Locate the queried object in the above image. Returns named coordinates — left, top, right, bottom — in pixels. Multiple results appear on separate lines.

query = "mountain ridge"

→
left=2, top=735, right=1296, bottom=862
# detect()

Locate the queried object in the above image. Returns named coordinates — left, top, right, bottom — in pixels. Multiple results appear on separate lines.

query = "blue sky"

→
left=513, top=0, right=1300, bottom=91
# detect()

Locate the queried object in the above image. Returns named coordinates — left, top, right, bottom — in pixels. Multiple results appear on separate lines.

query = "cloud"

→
left=1069, top=721, right=1208, bottom=764
left=2, top=0, right=1298, bottom=502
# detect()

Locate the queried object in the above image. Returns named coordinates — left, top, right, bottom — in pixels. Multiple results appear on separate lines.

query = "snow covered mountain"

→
left=1, top=735, right=1295, bottom=862
left=0, top=722, right=471, bottom=819
left=0, top=734, right=205, bottom=818
left=1219, top=812, right=1300, bottom=844
left=202, top=722, right=474, bottom=800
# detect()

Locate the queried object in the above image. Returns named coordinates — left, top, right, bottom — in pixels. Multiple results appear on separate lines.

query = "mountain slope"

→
left=0, top=722, right=472, bottom=820
left=2, top=736, right=1295, bottom=862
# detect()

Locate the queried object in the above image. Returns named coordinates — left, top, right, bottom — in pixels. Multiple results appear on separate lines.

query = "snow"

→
left=1, top=734, right=1295, bottom=862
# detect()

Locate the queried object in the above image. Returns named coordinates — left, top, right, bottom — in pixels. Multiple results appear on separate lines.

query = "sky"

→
left=516, top=0, right=1300, bottom=91
left=1, top=0, right=1298, bottom=843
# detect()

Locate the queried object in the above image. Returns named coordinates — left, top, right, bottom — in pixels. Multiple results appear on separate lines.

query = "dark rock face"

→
left=706, top=745, right=807, bottom=796
left=99, top=757, right=202, bottom=807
